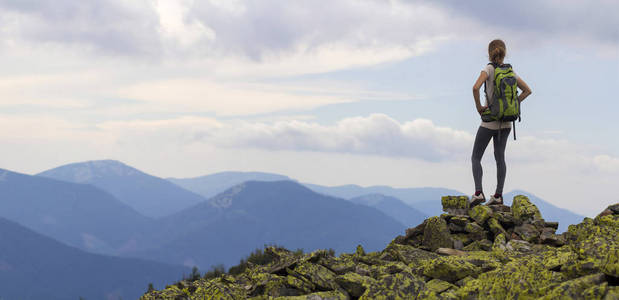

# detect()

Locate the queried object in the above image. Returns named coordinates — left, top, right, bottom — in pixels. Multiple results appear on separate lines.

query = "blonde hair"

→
left=488, top=39, right=506, bottom=64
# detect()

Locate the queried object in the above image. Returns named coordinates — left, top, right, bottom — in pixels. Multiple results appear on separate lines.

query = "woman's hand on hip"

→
left=477, top=105, right=488, bottom=115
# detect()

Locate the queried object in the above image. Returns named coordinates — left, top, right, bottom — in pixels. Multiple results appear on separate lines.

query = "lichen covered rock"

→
left=468, top=205, right=493, bottom=225
left=421, top=256, right=482, bottom=283
left=142, top=200, right=619, bottom=300
left=511, top=195, right=542, bottom=224
left=441, top=196, right=469, bottom=215
left=421, top=216, right=453, bottom=251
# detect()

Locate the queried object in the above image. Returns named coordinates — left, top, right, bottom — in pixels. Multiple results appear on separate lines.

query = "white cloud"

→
left=117, top=79, right=359, bottom=116
left=0, top=0, right=474, bottom=70
left=93, top=113, right=615, bottom=173
left=593, top=155, right=619, bottom=173
left=135, top=114, right=473, bottom=161
left=155, top=0, right=216, bottom=48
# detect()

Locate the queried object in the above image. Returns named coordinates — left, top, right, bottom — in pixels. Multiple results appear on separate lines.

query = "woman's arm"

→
left=517, top=76, right=532, bottom=102
left=472, top=71, right=488, bottom=115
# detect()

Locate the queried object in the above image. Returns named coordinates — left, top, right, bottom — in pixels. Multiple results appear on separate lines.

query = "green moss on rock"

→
left=468, top=205, right=493, bottom=225
left=142, top=200, right=619, bottom=300
left=540, top=273, right=607, bottom=300
left=512, top=195, right=542, bottom=224
left=360, top=271, right=425, bottom=300
left=487, top=217, right=507, bottom=238
left=334, top=272, right=376, bottom=298
left=421, top=256, right=481, bottom=283
left=441, top=196, right=469, bottom=215
left=601, top=248, right=619, bottom=277
left=422, top=216, right=453, bottom=251
left=456, top=256, right=565, bottom=299
left=288, top=261, right=339, bottom=291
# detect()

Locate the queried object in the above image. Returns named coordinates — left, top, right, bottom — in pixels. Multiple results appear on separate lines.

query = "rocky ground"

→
left=141, top=195, right=618, bottom=299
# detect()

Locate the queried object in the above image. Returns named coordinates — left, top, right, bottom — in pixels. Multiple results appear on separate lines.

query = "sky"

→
left=0, top=0, right=618, bottom=216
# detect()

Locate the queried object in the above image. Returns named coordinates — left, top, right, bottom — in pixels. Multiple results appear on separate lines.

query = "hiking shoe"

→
left=470, top=192, right=486, bottom=207
left=487, top=194, right=503, bottom=205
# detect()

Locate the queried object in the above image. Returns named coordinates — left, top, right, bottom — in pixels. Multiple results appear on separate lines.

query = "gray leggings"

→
left=471, top=126, right=511, bottom=195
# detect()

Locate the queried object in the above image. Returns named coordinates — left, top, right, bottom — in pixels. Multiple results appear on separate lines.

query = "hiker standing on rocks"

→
left=470, top=39, right=532, bottom=206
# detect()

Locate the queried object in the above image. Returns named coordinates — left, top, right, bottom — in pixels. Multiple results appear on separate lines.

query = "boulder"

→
left=488, top=204, right=511, bottom=213
left=601, top=248, right=618, bottom=278
left=488, top=218, right=507, bottom=238
left=540, top=273, right=607, bottom=300
left=334, top=272, right=375, bottom=298
left=514, top=224, right=540, bottom=243
left=422, top=256, right=482, bottom=283
left=380, top=243, right=438, bottom=266
left=540, top=228, right=565, bottom=246
left=449, top=216, right=470, bottom=227
left=441, top=196, right=469, bottom=215
left=287, top=261, right=339, bottom=291
left=424, top=279, right=457, bottom=294
left=511, top=195, right=542, bottom=224
left=506, top=239, right=532, bottom=253
left=359, top=272, right=425, bottom=299
left=464, top=222, right=488, bottom=241
left=422, top=216, right=453, bottom=251
left=463, top=239, right=492, bottom=251
left=495, top=212, right=516, bottom=228
left=544, top=221, right=559, bottom=229
left=468, top=205, right=493, bottom=225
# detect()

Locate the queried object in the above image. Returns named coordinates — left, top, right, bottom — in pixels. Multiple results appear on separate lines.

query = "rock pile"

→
left=142, top=196, right=619, bottom=300
left=394, top=195, right=566, bottom=253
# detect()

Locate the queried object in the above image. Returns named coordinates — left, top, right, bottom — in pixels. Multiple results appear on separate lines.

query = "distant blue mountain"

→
left=350, top=194, right=427, bottom=228
left=504, top=190, right=585, bottom=233
left=0, top=168, right=153, bottom=255
left=307, top=184, right=585, bottom=231
left=165, top=171, right=453, bottom=218
left=0, top=216, right=188, bottom=300
left=136, top=180, right=406, bottom=269
left=303, top=183, right=463, bottom=217
left=168, top=171, right=291, bottom=199
left=166, top=170, right=585, bottom=231
left=38, top=160, right=206, bottom=218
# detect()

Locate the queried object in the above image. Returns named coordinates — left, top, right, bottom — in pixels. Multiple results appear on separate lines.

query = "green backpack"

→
left=481, top=62, right=521, bottom=140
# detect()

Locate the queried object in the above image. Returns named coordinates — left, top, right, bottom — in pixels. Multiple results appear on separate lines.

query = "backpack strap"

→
left=513, top=120, right=517, bottom=140
left=483, top=63, right=497, bottom=102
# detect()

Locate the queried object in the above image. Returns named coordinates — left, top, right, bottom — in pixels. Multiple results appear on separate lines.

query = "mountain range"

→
left=38, top=160, right=206, bottom=218
left=0, top=168, right=152, bottom=255
left=0, top=159, right=588, bottom=299
left=134, top=180, right=406, bottom=269
left=168, top=171, right=292, bottom=199
left=171, top=170, right=584, bottom=231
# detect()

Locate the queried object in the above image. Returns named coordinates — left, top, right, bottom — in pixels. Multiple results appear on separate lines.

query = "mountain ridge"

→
left=37, top=160, right=207, bottom=218
left=0, top=168, right=153, bottom=255
left=164, top=169, right=585, bottom=231
left=134, top=180, right=408, bottom=269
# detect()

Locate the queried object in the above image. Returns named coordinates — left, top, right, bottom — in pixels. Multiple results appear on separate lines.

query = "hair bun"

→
left=488, top=39, right=506, bottom=63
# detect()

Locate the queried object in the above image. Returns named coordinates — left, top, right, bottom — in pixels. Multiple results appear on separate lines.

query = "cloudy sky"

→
left=1, top=0, right=617, bottom=216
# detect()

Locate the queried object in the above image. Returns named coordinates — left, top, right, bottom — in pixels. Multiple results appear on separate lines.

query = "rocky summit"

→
left=142, top=195, right=618, bottom=299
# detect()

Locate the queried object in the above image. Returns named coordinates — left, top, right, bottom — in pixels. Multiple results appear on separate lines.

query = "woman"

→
left=470, top=39, right=532, bottom=206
